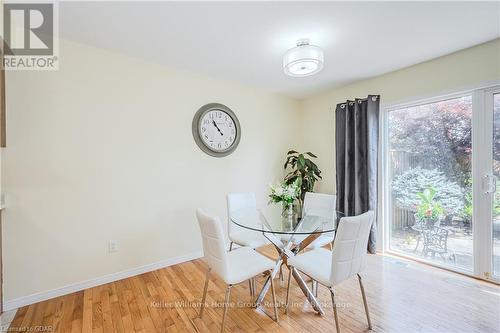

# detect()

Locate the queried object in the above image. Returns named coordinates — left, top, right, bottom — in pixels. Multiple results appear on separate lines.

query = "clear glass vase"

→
left=281, top=202, right=294, bottom=228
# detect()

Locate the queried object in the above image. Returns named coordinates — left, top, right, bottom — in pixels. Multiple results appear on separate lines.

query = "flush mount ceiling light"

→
left=283, top=39, right=324, bottom=77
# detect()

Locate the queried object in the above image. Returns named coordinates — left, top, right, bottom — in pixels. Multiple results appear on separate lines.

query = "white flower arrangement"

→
left=268, top=179, right=300, bottom=207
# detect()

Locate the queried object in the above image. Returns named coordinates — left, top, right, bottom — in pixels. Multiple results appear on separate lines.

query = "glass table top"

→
left=230, top=205, right=345, bottom=235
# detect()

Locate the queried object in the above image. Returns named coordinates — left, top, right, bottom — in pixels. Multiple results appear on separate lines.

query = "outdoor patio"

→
left=390, top=225, right=500, bottom=274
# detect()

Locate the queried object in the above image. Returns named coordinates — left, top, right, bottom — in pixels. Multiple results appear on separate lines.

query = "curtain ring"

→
left=358, top=100, right=363, bottom=104
left=371, top=96, right=378, bottom=102
left=349, top=102, right=354, bottom=106
left=340, top=104, right=345, bottom=109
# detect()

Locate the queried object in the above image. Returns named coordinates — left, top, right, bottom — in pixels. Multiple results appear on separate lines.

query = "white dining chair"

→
left=286, top=211, right=374, bottom=332
left=299, top=192, right=337, bottom=295
left=301, top=192, right=337, bottom=250
left=227, top=193, right=269, bottom=251
left=195, top=209, right=278, bottom=332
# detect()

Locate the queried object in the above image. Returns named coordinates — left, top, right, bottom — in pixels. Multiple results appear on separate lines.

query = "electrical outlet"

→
left=108, top=240, right=118, bottom=253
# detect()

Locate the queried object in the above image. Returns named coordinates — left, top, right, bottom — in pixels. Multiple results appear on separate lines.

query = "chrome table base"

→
left=254, top=231, right=325, bottom=315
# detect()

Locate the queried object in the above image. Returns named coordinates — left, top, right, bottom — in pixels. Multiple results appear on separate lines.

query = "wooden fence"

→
left=389, top=150, right=432, bottom=230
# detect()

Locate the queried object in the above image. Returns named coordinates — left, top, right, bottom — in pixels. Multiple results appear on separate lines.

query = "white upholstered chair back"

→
left=227, top=193, right=257, bottom=233
left=330, top=211, right=374, bottom=286
left=302, top=192, right=336, bottom=219
left=196, top=209, right=229, bottom=280
left=302, top=192, right=337, bottom=244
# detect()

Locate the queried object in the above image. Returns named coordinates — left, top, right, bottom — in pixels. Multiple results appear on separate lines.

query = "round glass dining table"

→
left=230, top=205, right=345, bottom=316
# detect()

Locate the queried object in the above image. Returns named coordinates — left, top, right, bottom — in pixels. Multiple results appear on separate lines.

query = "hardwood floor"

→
left=9, top=246, right=500, bottom=332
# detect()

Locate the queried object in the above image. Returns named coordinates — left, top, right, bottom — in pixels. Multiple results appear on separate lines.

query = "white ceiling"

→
left=59, top=1, right=500, bottom=99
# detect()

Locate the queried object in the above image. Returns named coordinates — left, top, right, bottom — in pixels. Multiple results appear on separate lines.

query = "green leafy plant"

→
left=415, top=187, right=444, bottom=221
left=283, top=150, right=322, bottom=205
left=458, top=177, right=473, bottom=222
left=459, top=191, right=473, bottom=221
left=495, top=200, right=500, bottom=217
left=495, top=180, right=500, bottom=216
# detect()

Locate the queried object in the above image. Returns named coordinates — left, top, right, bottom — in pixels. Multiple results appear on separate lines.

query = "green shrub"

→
left=392, top=167, right=463, bottom=215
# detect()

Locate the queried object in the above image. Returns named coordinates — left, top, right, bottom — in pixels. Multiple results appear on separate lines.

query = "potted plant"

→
left=283, top=150, right=322, bottom=209
left=414, top=187, right=445, bottom=228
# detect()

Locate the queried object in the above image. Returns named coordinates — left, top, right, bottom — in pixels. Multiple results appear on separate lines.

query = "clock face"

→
left=199, top=109, right=237, bottom=152
left=192, top=103, right=241, bottom=157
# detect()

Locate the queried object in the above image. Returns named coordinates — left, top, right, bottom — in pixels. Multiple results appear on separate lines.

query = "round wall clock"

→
left=192, top=103, right=241, bottom=157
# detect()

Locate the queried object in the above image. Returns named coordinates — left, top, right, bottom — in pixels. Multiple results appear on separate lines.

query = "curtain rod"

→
left=337, top=95, right=379, bottom=109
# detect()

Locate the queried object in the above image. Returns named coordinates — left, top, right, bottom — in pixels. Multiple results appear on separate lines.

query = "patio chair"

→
left=422, top=226, right=456, bottom=263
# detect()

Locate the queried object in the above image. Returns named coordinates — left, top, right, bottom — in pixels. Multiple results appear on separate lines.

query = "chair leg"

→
left=285, top=266, right=292, bottom=314
left=250, top=277, right=257, bottom=306
left=413, top=235, right=421, bottom=252
left=249, top=277, right=256, bottom=297
left=229, top=241, right=233, bottom=251
left=269, top=270, right=279, bottom=322
left=279, top=264, right=284, bottom=285
left=199, top=268, right=211, bottom=318
left=357, top=274, right=372, bottom=330
left=311, top=280, right=318, bottom=297
left=248, top=279, right=254, bottom=297
left=330, top=288, right=341, bottom=333
left=221, top=285, right=232, bottom=333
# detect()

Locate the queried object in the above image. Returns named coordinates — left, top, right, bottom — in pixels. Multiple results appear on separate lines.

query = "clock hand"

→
left=212, top=120, right=224, bottom=136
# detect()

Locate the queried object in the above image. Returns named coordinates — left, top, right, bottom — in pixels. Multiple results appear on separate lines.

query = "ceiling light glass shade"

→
left=283, top=41, right=324, bottom=77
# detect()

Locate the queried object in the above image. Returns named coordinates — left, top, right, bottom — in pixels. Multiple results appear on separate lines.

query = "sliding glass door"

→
left=386, top=94, right=473, bottom=272
left=489, top=89, right=500, bottom=279
left=384, top=85, right=500, bottom=281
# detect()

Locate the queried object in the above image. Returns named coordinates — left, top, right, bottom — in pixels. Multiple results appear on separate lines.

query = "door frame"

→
left=478, top=86, right=500, bottom=281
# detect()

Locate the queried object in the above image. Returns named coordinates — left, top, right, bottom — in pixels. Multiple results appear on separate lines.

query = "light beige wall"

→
left=301, top=38, right=500, bottom=193
left=3, top=40, right=301, bottom=301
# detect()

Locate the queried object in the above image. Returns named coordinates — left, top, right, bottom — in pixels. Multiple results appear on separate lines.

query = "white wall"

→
left=3, top=40, right=301, bottom=302
left=300, top=38, right=500, bottom=193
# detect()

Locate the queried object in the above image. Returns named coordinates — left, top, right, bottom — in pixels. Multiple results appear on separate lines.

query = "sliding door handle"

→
left=483, top=174, right=497, bottom=194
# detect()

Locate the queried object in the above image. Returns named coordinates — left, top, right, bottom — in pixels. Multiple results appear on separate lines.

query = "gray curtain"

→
left=335, top=95, right=380, bottom=253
